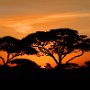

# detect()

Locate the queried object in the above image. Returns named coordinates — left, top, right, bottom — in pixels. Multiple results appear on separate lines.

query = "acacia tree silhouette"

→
left=0, top=36, right=37, bottom=65
left=22, top=28, right=90, bottom=67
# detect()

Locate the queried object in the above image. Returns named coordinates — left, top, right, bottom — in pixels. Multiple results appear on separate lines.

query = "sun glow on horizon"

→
left=0, top=0, right=90, bottom=67
left=0, top=12, right=90, bottom=67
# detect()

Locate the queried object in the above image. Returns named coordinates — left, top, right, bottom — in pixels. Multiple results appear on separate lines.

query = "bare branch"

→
left=39, top=46, right=59, bottom=65
left=0, top=56, right=5, bottom=65
left=61, top=54, right=67, bottom=60
left=65, top=51, right=84, bottom=64
left=7, top=53, right=22, bottom=63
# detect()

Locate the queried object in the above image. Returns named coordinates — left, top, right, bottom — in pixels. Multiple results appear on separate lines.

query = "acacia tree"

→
left=22, top=28, right=90, bottom=67
left=0, top=36, right=37, bottom=65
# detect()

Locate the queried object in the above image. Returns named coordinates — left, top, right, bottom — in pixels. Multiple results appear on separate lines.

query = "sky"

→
left=0, top=0, right=90, bottom=67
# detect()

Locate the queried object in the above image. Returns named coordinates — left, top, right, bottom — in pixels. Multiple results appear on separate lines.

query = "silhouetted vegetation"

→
left=10, top=58, right=40, bottom=69
left=0, top=36, right=37, bottom=65
left=22, top=28, right=90, bottom=68
left=0, top=28, right=90, bottom=82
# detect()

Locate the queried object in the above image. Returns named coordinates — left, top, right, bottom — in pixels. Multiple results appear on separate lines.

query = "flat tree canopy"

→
left=23, top=28, right=90, bottom=67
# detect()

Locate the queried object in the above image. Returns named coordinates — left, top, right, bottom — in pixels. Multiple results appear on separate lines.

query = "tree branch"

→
left=50, top=54, right=59, bottom=65
left=38, top=46, right=59, bottom=65
left=7, top=53, right=22, bottom=63
left=33, top=43, right=59, bottom=65
left=61, top=54, right=67, bottom=60
left=65, top=51, right=84, bottom=64
left=0, top=56, right=5, bottom=65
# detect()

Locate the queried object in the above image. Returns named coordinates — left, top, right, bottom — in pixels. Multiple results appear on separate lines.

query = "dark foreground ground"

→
left=0, top=65, right=90, bottom=82
left=0, top=65, right=90, bottom=89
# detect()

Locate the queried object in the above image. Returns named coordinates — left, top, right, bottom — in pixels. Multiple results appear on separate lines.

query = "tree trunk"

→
left=58, top=54, right=62, bottom=65
left=56, top=54, right=65, bottom=69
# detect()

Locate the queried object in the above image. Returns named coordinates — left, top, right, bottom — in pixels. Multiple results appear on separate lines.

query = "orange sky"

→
left=0, top=0, right=90, bottom=67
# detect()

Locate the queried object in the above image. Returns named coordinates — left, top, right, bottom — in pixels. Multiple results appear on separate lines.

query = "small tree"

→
left=10, top=59, right=40, bottom=69
left=23, top=28, right=90, bottom=67
left=85, top=61, right=90, bottom=67
left=0, top=36, right=37, bottom=65
left=44, top=63, right=52, bottom=69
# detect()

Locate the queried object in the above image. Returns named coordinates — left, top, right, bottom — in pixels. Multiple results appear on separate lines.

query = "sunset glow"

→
left=8, top=22, right=33, bottom=34
left=0, top=0, right=90, bottom=67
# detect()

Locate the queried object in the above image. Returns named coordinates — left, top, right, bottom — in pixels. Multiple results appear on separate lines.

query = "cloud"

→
left=22, top=12, right=90, bottom=24
left=3, top=12, right=90, bottom=34
left=0, top=26, right=26, bottom=39
left=8, top=22, right=33, bottom=34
